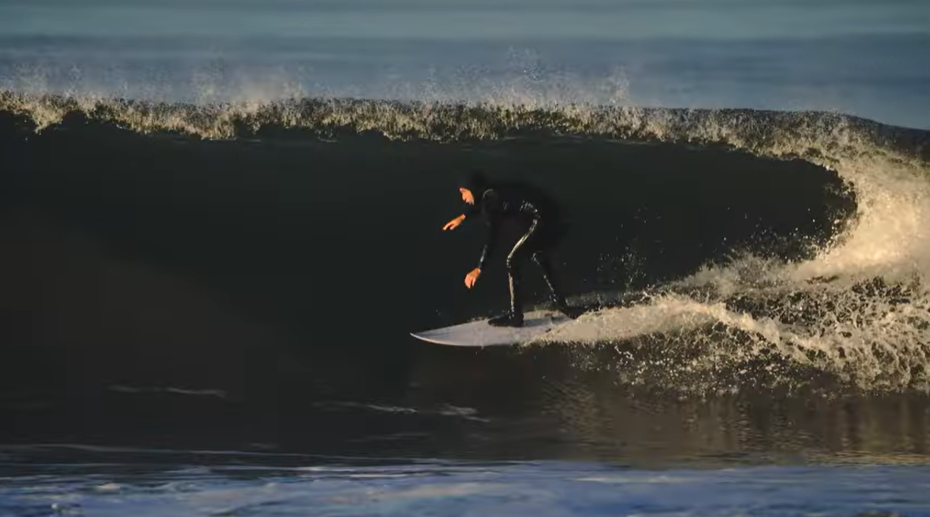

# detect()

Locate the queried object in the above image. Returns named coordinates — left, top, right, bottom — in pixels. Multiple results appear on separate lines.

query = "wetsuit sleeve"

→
left=476, top=189, right=503, bottom=270
left=464, top=201, right=481, bottom=219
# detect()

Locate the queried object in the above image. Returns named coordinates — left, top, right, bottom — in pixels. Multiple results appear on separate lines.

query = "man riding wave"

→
left=443, top=170, right=580, bottom=327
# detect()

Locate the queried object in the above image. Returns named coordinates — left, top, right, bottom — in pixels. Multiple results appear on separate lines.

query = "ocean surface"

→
left=2, top=1, right=930, bottom=515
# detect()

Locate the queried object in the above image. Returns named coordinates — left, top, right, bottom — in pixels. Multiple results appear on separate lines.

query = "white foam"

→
left=543, top=129, right=930, bottom=391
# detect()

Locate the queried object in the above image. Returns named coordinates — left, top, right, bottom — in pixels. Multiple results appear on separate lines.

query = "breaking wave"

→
left=3, top=89, right=930, bottom=395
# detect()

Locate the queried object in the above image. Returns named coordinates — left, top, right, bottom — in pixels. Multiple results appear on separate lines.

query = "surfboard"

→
left=410, top=310, right=572, bottom=347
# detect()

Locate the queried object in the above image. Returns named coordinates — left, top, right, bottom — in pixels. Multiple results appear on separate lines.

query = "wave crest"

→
left=1, top=90, right=926, bottom=152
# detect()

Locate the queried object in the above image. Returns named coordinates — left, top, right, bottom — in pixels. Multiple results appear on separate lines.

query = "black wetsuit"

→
left=462, top=172, right=572, bottom=326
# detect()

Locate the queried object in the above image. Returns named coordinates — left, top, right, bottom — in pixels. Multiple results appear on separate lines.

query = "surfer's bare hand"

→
left=443, top=214, right=465, bottom=231
left=464, top=268, right=481, bottom=289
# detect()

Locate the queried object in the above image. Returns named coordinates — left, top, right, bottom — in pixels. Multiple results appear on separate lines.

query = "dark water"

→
left=2, top=93, right=930, bottom=515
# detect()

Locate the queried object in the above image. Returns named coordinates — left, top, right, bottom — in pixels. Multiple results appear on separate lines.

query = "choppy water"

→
left=3, top=446, right=930, bottom=517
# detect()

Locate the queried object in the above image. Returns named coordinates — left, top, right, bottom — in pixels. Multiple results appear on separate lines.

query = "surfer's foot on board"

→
left=558, top=305, right=584, bottom=319
left=552, top=295, right=583, bottom=319
left=488, top=311, right=524, bottom=327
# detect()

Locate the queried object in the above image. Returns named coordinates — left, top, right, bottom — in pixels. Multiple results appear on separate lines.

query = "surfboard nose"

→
left=409, top=310, right=570, bottom=347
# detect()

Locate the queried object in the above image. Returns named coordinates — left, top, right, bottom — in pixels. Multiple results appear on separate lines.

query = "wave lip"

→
left=2, top=90, right=929, bottom=151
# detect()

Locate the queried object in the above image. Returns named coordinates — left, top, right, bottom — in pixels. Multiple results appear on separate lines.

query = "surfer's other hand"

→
left=464, top=268, right=481, bottom=289
left=443, top=214, right=465, bottom=231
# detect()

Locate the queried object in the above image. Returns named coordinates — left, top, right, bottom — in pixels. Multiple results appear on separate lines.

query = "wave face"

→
left=1, top=89, right=930, bottom=407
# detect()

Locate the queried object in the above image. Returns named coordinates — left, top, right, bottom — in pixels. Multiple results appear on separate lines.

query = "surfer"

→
left=443, top=170, right=580, bottom=327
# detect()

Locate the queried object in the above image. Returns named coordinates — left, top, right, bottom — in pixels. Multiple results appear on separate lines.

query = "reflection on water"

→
left=2, top=446, right=929, bottom=517
left=398, top=342, right=930, bottom=466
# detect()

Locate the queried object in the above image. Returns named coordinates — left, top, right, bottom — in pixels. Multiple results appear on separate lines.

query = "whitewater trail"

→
left=542, top=142, right=930, bottom=393
left=541, top=148, right=930, bottom=392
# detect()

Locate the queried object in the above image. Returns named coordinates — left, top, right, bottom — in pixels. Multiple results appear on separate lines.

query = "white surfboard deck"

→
left=410, top=310, right=571, bottom=347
